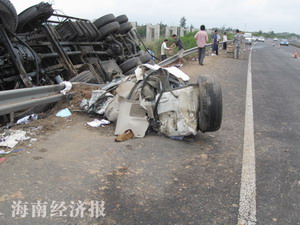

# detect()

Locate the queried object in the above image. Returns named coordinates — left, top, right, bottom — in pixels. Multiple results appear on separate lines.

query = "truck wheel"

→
left=119, top=22, right=133, bottom=34
left=16, top=2, right=53, bottom=33
left=197, top=74, right=222, bottom=132
left=116, top=14, right=128, bottom=24
left=139, top=53, right=151, bottom=63
left=124, top=67, right=137, bottom=75
left=119, top=57, right=140, bottom=73
left=98, top=21, right=120, bottom=40
left=93, top=14, right=115, bottom=29
left=70, top=71, right=98, bottom=83
left=0, top=0, right=18, bottom=32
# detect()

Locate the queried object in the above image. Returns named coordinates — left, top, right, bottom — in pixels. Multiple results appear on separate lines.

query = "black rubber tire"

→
left=70, top=71, right=98, bottom=83
left=119, top=22, right=133, bottom=34
left=0, top=0, right=18, bottom=32
left=93, top=14, right=115, bottom=29
left=139, top=53, right=151, bottom=63
left=16, top=2, right=53, bottom=33
left=197, top=74, right=222, bottom=133
left=124, top=67, right=137, bottom=75
left=119, top=57, right=140, bottom=73
left=116, top=14, right=128, bottom=24
left=138, top=50, right=146, bottom=56
left=98, top=21, right=120, bottom=40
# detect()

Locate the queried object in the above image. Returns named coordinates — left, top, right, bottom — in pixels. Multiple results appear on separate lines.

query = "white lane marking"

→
left=238, top=43, right=257, bottom=225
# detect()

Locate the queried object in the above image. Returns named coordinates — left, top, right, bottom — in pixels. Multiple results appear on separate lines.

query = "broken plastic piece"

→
left=56, top=108, right=72, bottom=117
left=60, top=81, right=72, bottom=95
left=115, top=98, right=149, bottom=138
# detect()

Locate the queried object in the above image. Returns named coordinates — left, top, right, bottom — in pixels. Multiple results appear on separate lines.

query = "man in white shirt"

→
left=223, top=32, right=228, bottom=50
left=161, top=39, right=170, bottom=61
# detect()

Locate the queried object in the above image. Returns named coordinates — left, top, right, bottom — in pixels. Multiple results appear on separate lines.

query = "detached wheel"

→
left=116, top=14, right=128, bottom=24
left=98, top=21, right=120, bottom=40
left=119, top=57, right=140, bottom=73
left=17, top=2, right=53, bottom=33
left=0, top=0, right=18, bottom=32
left=197, top=74, right=222, bottom=132
left=93, top=14, right=115, bottom=29
left=119, top=22, right=133, bottom=34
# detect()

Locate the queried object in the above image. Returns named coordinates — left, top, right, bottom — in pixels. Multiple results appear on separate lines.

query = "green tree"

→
left=180, top=17, right=187, bottom=28
left=136, top=25, right=146, bottom=38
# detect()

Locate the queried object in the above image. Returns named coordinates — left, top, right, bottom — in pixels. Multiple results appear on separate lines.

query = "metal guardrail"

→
left=290, top=41, right=300, bottom=48
left=0, top=82, right=104, bottom=116
left=158, top=43, right=213, bottom=66
left=0, top=84, right=66, bottom=116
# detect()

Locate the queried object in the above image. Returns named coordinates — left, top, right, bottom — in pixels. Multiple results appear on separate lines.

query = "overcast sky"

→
left=11, top=0, right=300, bottom=34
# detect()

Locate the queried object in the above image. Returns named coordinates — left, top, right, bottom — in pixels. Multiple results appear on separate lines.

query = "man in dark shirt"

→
left=171, top=34, right=184, bottom=67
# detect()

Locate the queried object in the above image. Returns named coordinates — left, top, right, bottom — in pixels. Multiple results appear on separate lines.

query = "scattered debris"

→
left=80, top=90, right=114, bottom=115
left=16, top=114, right=38, bottom=125
left=115, top=129, right=135, bottom=142
left=86, top=119, right=110, bottom=128
left=0, top=130, right=29, bottom=148
left=0, top=157, right=7, bottom=164
left=56, top=108, right=72, bottom=118
left=11, top=148, right=26, bottom=153
left=60, top=81, right=73, bottom=95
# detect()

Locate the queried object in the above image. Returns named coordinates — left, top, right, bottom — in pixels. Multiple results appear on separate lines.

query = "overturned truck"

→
left=0, top=1, right=153, bottom=90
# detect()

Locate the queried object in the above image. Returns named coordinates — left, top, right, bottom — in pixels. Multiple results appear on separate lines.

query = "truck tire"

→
left=70, top=71, right=98, bottom=83
left=0, top=0, right=18, bottom=32
left=93, top=14, right=115, bottom=29
left=16, top=2, right=53, bottom=33
left=98, top=21, right=120, bottom=40
left=197, top=74, right=222, bottom=133
left=119, top=22, right=133, bottom=34
left=124, top=67, right=137, bottom=75
left=119, top=57, right=140, bottom=73
left=139, top=53, right=151, bottom=63
left=116, top=14, right=128, bottom=24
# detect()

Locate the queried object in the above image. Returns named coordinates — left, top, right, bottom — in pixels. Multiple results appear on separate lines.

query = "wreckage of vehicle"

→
left=79, top=64, right=223, bottom=138
left=0, top=1, right=153, bottom=90
left=0, top=0, right=222, bottom=138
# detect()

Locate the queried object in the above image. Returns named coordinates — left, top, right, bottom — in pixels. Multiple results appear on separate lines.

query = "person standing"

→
left=194, top=25, right=208, bottom=65
left=171, top=34, right=184, bottom=67
left=211, top=30, right=220, bottom=55
left=223, top=32, right=228, bottom=50
left=233, top=29, right=242, bottom=59
left=160, top=39, right=170, bottom=61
